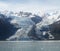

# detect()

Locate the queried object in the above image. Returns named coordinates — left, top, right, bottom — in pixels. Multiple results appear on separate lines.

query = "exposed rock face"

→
left=0, top=14, right=18, bottom=40
left=49, top=20, right=60, bottom=40
left=31, top=15, right=42, bottom=24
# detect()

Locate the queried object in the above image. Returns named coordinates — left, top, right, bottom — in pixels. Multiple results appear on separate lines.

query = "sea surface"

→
left=0, top=41, right=60, bottom=51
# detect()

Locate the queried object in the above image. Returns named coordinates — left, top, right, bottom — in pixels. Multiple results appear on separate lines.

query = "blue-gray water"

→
left=0, top=41, right=60, bottom=51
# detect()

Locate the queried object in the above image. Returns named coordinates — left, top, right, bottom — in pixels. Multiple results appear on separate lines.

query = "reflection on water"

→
left=0, top=41, right=60, bottom=51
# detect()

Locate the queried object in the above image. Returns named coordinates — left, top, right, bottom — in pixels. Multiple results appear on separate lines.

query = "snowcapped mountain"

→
left=36, top=10, right=60, bottom=40
left=0, top=10, right=60, bottom=40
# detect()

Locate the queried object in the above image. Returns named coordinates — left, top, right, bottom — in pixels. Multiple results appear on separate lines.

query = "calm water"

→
left=0, top=41, right=60, bottom=51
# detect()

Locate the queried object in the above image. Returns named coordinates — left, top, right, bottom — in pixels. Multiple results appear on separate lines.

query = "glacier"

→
left=0, top=10, right=60, bottom=41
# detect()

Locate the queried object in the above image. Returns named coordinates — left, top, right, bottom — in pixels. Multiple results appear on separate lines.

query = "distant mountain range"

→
left=0, top=10, right=60, bottom=41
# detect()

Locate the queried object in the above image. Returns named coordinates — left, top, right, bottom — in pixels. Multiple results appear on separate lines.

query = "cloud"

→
left=0, top=0, right=60, bottom=12
left=0, top=2, right=9, bottom=10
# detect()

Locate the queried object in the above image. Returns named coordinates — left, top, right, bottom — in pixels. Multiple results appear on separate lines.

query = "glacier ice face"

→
left=6, top=16, right=36, bottom=40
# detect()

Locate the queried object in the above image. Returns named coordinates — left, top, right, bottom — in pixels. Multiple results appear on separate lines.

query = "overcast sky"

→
left=0, top=0, right=60, bottom=13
